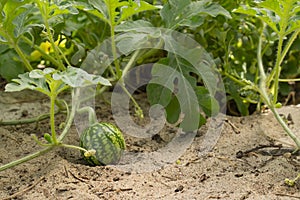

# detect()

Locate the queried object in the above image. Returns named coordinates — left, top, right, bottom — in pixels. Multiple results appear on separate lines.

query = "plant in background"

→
left=77, top=0, right=231, bottom=127
left=233, top=0, right=300, bottom=185
left=145, top=0, right=231, bottom=126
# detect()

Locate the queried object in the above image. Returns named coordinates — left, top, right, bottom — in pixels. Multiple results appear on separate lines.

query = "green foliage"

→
left=0, top=46, right=25, bottom=81
left=234, top=0, right=300, bottom=36
left=77, top=0, right=158, bottom=27
left=160, top=0, right=231, bottom=29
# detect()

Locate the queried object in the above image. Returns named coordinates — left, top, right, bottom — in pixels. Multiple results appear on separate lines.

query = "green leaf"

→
left=259, top=0, right=283, bottom=18
left=147, top=63, right=200, bottom=131
left=115, top=26, right=162, bottom=56
left=74, top=2, right=109, bottom=24
left=160, top=0, right=231, bottom=29
left=117, top=1, right=159, bottom=24
left=29, top=68, right=56, bottom=78
left=71, top=42, right=86, bottom=66
left=147, top=83, right=173, bottom=107
left=13, top=4, right=38, bottom=38
left=162, top=31, right=218, bottom=95
left=5, top=71, right=51, bottom=95
left=226, top=81, right=249, bottom=116
left=0, top=49, right=25, bottom=81
left=196, top=86, right=219, bottom=117
left=233, top=6, right=279, bottom=34
left=52, top=66, right=111, bottom=87
left=0, top=0, right=32, bottom=39
left=49, top=2, right=79, bottom=17
left=88, top=0, right=128, bottom=26
left=86, top=0, right=157, bottom=27
left=44, top=133, right=52, bottom=143
left=164, top=96, right=180, bottom=124
left=146, top=29, right=221, bottom=129
left=116, top=31, right=150, bottom=55
left=160, top=0, right=190, bottom=28
left=5, top=67, right=111, bottom=94
left=115, top=20, right=154, bottom=32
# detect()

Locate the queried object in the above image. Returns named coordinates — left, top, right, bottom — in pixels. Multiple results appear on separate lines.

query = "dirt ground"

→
left=1, top=90, right=300, bottom=200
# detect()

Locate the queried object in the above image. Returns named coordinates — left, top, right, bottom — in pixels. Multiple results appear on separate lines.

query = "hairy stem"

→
left=122, top=50, right=140, bottom=78
left=60, top=143, right=87, bottom=152
left=0, top=110, right=61, bottom=126
left=272, top=35, right=284, bottom=104
left=50, top=92, right=58, bottom=144
left=258, top=27, right=300, bottom=149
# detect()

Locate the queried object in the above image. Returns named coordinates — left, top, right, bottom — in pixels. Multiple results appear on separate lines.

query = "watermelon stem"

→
left=60, top=143, right=89, bottom=153
left=0, top=146, right=55, bottom=171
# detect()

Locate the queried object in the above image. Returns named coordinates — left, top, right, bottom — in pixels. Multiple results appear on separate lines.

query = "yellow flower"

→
left=30, top=35, right=66, bottom=61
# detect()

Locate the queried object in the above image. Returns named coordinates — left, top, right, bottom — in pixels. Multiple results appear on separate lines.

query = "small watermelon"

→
left=80, top=122, right=125, bottom=166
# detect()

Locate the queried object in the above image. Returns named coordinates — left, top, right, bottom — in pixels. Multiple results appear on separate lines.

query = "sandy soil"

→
left=1, top=90, right=300, bottom=200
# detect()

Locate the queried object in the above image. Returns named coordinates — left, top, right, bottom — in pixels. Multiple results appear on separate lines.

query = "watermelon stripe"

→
left=102, top=123, right=126, bottom=149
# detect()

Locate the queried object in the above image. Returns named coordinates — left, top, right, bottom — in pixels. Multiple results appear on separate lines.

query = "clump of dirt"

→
left=1, top=90, right=300, bottom=200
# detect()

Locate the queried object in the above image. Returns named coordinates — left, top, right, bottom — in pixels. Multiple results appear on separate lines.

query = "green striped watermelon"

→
left=80, top=122, right=125, bottom=166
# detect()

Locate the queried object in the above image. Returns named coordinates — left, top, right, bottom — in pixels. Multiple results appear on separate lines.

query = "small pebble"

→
left=175, top=185, right=184, bottom=192
left=235, top=173, right=243, bottom=178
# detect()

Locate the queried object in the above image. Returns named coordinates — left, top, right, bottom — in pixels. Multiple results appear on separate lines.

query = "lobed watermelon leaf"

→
left=5, top=67, right=111, bottom=96
left=160, top=0, right=231, bottom=29
left=82, top=0, right=158, bottom=27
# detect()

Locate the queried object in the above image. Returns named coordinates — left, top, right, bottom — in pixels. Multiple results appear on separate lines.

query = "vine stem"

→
left=279, top=78, right=300, bottom=82
left=0, top=146, right=55, bottom=171
left=269, top=106, right=300, bottom=149
left=0, top=111, right=59, bottom=126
